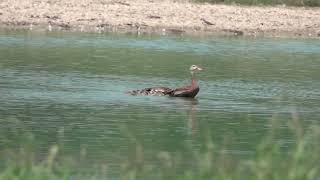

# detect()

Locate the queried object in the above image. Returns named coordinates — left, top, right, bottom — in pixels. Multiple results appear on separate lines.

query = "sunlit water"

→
left=1, top=30, right=320, bottom=176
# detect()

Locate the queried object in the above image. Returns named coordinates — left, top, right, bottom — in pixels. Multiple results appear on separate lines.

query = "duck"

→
left=127, top=65, right=203, bottom=98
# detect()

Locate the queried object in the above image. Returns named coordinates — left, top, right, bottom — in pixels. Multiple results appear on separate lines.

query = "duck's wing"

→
left=171, top=85, right=192, bottom=96
left=171, top=85, right=199, bottom=98
left=126, top=87, right=173, bottom=96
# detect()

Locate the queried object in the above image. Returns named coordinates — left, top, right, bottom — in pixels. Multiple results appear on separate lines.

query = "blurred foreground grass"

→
left=193, top=0, right=320, bottom=6
left=0, top=116, right=319, bottom=180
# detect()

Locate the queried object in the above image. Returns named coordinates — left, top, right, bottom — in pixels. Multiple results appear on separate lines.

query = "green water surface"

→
left=0, top=30, right=320, bottom=177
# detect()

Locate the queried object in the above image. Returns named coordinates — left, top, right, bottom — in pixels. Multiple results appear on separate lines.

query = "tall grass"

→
left=120, top=117, right=320, bottom=180
left=192, top=0, right=320, bottom=6
left=0, top=146, right=71, bottom=180
left=0, top=116, right=319, bottom=180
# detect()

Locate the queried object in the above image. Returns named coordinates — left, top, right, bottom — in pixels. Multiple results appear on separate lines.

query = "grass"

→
left=0, top=146, right=71, bottom=180
left=192, top=0, right=320, bottom=6
left=0, top=116, right=319, bottom=180
left=120, top=117, right=320, bottom=180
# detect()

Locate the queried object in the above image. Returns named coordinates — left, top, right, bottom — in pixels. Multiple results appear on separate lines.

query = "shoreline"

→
left=0, top=0, right=320, bottom=38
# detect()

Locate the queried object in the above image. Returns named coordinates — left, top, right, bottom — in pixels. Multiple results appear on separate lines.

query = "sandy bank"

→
left=0, top=0, right=320, bottom=37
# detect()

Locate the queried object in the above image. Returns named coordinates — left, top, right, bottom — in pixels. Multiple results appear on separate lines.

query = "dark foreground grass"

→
left=193, top=0, right=320, bottom=6
left=0, top=117, right=319, bottom=180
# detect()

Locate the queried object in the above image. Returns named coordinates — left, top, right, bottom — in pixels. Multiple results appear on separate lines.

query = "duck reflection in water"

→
left=173, top=97, right=199, bottom=136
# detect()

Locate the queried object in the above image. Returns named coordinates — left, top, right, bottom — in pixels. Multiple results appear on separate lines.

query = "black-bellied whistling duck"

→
left=127, top=65, right=203, bottom=98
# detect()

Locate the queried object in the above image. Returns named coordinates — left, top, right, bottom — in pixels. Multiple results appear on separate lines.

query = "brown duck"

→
left=127, top=65, right=203, bottom=98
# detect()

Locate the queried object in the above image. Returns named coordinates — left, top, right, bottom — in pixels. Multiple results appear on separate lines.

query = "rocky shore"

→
left=0, top=0, right=320, bottom=37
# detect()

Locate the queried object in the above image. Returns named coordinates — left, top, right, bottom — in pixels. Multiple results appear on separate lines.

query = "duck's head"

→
left=190, top=65, right=203, bottom=74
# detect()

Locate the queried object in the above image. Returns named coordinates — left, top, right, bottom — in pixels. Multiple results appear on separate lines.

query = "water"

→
left=1, top=30, right=320, bottom=176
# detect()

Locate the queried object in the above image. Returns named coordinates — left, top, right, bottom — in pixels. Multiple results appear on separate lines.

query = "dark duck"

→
left=127, top=65, right=203, bottom=98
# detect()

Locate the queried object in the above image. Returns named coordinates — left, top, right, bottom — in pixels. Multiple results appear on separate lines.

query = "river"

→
left=0, top=30, right=320, bottom=177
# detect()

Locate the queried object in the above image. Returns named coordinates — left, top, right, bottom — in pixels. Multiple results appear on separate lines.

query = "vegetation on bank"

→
left=193, top=0, right=320, bottom=6
left=0, top=116, right=319, bottom=180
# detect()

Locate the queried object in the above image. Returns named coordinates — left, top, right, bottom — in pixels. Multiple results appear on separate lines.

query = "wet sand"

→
left=0, top=0, right=320, bottom=37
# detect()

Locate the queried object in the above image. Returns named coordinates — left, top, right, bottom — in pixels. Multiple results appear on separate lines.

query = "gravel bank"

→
left=0, top=0, right=320, bottom=37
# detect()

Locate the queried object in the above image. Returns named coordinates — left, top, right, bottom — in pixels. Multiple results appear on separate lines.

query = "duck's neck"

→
left=191, top=71, right=198, bottom=88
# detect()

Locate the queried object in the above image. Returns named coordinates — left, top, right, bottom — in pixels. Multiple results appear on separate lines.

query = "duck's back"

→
left=127, top=87, right=173, bottom=96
